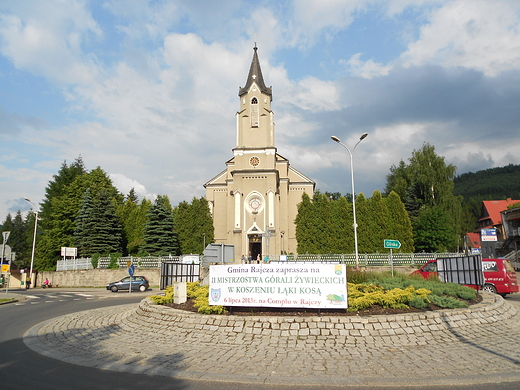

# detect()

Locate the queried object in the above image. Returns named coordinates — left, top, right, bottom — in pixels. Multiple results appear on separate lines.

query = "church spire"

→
left=239, top=45, right=272, bottom=99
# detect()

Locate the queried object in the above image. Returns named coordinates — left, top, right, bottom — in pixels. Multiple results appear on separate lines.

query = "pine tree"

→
left=86, top=188, right=123, bottom=256
left=74, top=189, right=94, bottom=256
left=141, top=195, right=179, bottom=256
left=36, top=163, right=122, bottom=270
left=117, top=188, right=143, bottom=255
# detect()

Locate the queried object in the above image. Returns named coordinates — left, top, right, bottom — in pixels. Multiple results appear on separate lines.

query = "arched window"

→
left=251, top=97, right=259, bottom=127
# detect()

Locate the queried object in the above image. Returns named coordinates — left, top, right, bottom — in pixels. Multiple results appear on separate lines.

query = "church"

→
left=204, top=46, right=315, bottom=262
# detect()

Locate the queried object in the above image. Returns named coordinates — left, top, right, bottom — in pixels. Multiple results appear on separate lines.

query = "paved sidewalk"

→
left=23, top=295, right=520, bottom=388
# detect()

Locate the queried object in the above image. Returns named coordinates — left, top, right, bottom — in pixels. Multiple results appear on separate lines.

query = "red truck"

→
left=412, top=258, right=518, bottom=297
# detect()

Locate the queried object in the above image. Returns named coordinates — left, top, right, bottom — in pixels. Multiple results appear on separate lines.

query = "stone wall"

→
left=33, top=266, right=417, bottom=289
left=38, top=268, right=161, bottom=288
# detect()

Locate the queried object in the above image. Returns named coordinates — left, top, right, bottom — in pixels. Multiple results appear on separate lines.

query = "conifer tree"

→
left=313, top=193, right=334, bottom=253
left=354, top=193, right=374, bottom=253
left=125, top=199, right=151, bottom=255
left=36, top=164, right=122, bottom=270
left=74, top=189, right=93, bottom=256
left=330, top=196, right=353, bottom=253
left=117, top=189, right=148, bottom=255
left=295, top=193, right=316, bottom=253
left=385, top=191, right=415, bottom=252
left=85, top=188, right=123, bottom=256
left=141, top=195, right=179, bottom=256
left=369, top=190, right=390, bottom=252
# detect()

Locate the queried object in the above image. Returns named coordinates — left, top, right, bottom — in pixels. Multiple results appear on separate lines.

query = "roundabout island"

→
left=24, top=292, right=520, bottom=388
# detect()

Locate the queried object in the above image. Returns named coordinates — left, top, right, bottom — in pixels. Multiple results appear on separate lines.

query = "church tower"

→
left=204, top=46, right=315, bottom=261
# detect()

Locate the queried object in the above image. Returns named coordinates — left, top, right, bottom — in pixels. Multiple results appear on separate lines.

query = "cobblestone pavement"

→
left=23, top=295, right=520, bottom=388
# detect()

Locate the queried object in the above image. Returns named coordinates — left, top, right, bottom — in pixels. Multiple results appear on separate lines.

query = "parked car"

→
left=106, top=276, right=149, bottom=292
left=411, top=258, right=519, bottom=297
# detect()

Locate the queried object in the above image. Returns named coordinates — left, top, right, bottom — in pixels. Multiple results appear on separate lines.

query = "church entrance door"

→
left=248, top=234, right=262, bottom=263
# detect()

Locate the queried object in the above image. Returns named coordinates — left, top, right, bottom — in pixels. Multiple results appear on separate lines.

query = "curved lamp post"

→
left=331, top=133, right=368, bottom=269
left=24, top=198, right=39, bottom=289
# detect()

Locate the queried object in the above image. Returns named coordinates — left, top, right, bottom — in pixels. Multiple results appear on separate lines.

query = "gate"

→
left=160, top=262, right=200, bottom=289
left=436, top=255, right=484, bottom=287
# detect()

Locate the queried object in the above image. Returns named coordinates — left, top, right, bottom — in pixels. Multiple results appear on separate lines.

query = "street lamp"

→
left=24, top=198, right=39, bottom=289
left=331, top=133, right=368, bottom=269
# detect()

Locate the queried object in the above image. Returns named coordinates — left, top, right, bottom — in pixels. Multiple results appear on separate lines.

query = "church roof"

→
left=239, top=46, right=272, bottom=98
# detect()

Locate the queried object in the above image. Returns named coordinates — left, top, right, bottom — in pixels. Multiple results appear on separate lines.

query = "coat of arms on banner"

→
left=211, top=288, right=221, bottom=302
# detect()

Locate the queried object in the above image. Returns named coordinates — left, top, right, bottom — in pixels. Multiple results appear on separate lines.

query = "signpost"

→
left=128, top=264, right=135, bottom=294
left=384, top=239, right=401, bottom=277
left=2, top=232, right=11, bottom=292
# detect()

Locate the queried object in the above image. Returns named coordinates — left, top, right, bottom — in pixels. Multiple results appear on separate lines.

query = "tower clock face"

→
left=249, top=156, right=260, bottom=167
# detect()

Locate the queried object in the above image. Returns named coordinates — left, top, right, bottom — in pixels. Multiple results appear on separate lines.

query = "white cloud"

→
left=400, top=0, right=520, bottom=76
left=0, top=0, right=102, bottom=84
left=290, top=0, right=364, bottom=49
left=109, top=172, right=156, bottom=201
left=343, top=53, right=392, bottom=79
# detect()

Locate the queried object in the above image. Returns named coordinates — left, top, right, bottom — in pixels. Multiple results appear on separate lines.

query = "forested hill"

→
left=454, top=164, right=520, bottom=200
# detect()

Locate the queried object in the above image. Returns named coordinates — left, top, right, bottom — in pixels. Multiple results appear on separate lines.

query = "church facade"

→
left=204, top=47, right=315, bottom=262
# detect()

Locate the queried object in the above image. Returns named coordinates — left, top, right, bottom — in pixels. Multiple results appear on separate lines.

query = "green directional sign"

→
left=384, top=239, right=401, bottom=249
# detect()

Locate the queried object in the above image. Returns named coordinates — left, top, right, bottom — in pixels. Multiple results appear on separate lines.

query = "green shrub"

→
left=428, top=294, right=468, bottom=309
left=346, top=283, right=432, bottom=312
left=150, top=281, right=227, bottom=315
left=409, top=295, right=429, bottom=309
left=108, top=252, right=121, bottom=269
left=91, top=253, right=100, bottom=269
left=149, top=285, right=174, bottom=305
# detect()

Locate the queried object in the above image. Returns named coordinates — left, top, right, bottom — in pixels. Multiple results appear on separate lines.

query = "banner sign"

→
left=60, top=247, right=77, bottom=257
left=480, top=229, right=497, bottom=242
left=209, top=263, right=348, bottom=309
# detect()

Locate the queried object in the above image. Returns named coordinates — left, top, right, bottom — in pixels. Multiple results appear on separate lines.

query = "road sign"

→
left=2, top=231, right=10, bottom=243
left=384, top=239, right=401, bottom=249
left=128, top=264, right=135, bottom=276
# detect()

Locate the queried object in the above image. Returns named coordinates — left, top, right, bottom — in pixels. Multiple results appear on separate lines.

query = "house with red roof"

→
left=477, top=198, right=520, bottom=258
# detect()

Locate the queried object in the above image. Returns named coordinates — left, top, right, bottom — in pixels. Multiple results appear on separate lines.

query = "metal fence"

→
left=56, top=253, right=460, bottom=271
left=56, top=258, right=93, bottom=271
left=160, top=262, right=201, bottom=289
left=272, top=252, right=444, bottom=266
left=56, top=255, right=182, bottom=271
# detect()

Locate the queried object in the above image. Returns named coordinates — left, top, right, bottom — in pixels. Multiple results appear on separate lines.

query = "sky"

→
left=1, top=0, right=520, bottom=219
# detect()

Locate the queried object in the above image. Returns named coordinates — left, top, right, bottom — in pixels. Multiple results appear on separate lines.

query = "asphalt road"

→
left=1, top=288, right=520, bottom=390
